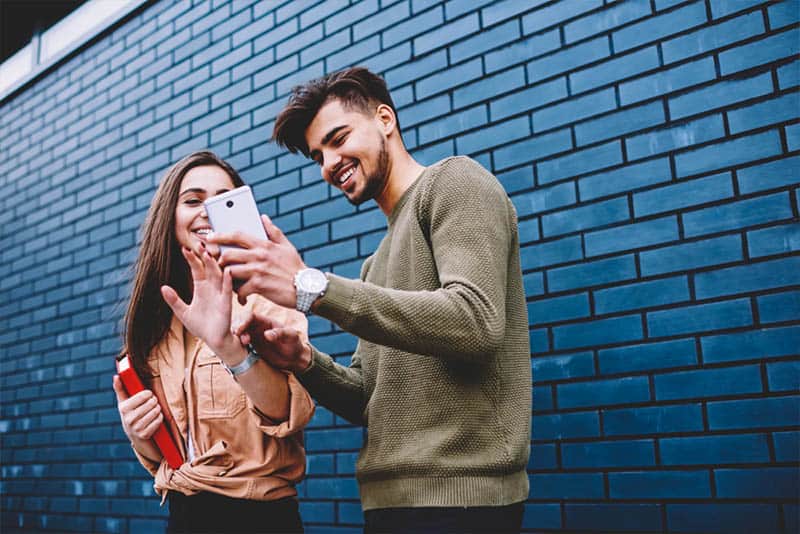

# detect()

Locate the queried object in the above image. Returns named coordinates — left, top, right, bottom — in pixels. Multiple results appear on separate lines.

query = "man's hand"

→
left=210, top=215, right=305, bottom=308
left=233, top=310, right=312, bottom=374
left=161, top=246, right=242, bottom=360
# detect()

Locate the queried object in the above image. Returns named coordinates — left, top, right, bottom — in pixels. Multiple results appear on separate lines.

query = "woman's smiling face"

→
left=173, top=165, right=235, bottom=251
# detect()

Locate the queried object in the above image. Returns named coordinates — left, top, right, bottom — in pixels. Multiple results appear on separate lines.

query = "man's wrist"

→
left=296, top=342, right=314, bottom=374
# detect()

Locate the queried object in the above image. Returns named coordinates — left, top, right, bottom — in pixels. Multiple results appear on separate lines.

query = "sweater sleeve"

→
left=315, top=157, right=515, bottom=363
left=297, top=345, right=365, bottom=425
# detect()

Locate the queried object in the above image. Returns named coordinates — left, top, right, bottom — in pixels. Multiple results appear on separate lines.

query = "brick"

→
left=538, top=140, right=622, bottom=184
left=559, top=376, right=650, bottom=409
left=707, top=395, right=800, bottom=429
left=662, top=433, right=770, bottom=465
left=565, top=0, right=651, bottom=43
left=656, top=364, right=763, bottom=401
left=729, top=92, right=800, bottom=135
left=542, top=197, right=629, bottom=237
left=600, top=338, right=697, bottom=375
left=662, top=11, right=765, bottom=64
left=640, top=234, right=743, bottom=276
left=527, top=36, right=610, bottom=82
left=778, top=58, right=800, bottom=90
left=522, top=0, right=603, bottom=34
left=648, top=298, right=753, bottom=337
left=612, top=470, right=711, bottom=498
left=456, top=115, right=529, bottom=155
left=533, top=384, right=554, bottom=411
left=758, top=289, right=800, bottom=323
left=520, top=235, right=582, bottom=270
left=703, top=325, right=800, bottom=364
left=633, top=171, right=733, bottom=216
left=453, top=66, right=525, bottom=109
left=575, top=101, right=666, bottom=147
left=596, top=276, right=690, bottom=315
left=605, top=403, right=705, bottom=435
left=768, top=359, right=800, bottom=392
left=769, top=0, right=800, bottom=29
left=494, top=128, right=572, bottom=171
left=627, top=114, right=727, bottom=161
left=585, top=216, right=679, bottom=257
left=675, top=129, right=783, bottom=178
left=490, top=77, right=567, bottom=121
left=445, top=0, right=494, bottom=20
left=326, top=35, right=381, bottom=72
left=553, top=314, right=644, bottom=350
left=534, top=87, right=616, bottom=132
left=398, top=94, right=450, bottom=129
left=299, top=28, right=350, bottom=67
left=669, top=72, right=774, bottom=120
left=511, top=181, right=575, bottom=218
left=548, top=254, right=637, bottom=292
left=415, top=13, right=479, bottom=55
left=415, top=58, right=482, bottom=99
left=306, top=477, right=360, bottom=499
left=619, top=57, right=716, bottom=106
left=668, top=504, right=781, bottom=534
left=528, top=293, right=590, bottom=325
left=738, top=156, right=800, bottom=194
left=579, top=157, right=672, bottom=200
left=529, top=473, right=605, bottom=499
left=523, top=270, right=544, bottom=295
left=533, top=411, right=600, bottom=440
left=564, top=439, right=655, bottom=469
left=696, top=255, right=800, bottom=299
left=774, top=431, right=800, bottom=462
left=574, top=47, right=660, bottom=96
left=566, top=504, right=662, bottom=532
left=787, top=122, right=800, bottom=151
left=532, top=351, right=594, bottom=382
left=613, top=1, right=707, bottom=52
left=353, top=1, right=410, bottom=41
left=485, top=29, right=560, bottom=74
left=710, top=0, right=764, bottom=19
left=716, top=467, right=798, bottom=498
left=720, top=28, right=800, bottom=75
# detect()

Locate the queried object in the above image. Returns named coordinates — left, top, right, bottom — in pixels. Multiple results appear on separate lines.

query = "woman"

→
left=113, top=150, right=313, bottom=533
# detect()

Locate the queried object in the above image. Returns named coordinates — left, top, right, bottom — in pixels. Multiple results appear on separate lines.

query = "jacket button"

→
left=218, top=470, right=227, bottom=476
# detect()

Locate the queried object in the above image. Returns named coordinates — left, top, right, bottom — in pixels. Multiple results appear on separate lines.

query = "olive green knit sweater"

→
left=299, top=156, right=531, bottom=510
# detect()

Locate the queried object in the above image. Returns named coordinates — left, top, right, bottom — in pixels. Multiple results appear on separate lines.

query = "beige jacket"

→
left=133, top=297, right=314, bottom=502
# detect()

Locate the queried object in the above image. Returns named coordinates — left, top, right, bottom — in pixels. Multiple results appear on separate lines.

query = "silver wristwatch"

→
left=294, top=267, right=328, bottom=314
left=220, top=344, right=260, bottom=377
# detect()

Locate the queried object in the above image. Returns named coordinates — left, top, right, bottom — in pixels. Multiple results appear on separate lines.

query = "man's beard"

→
left=348, top=138, right=389, bottom=206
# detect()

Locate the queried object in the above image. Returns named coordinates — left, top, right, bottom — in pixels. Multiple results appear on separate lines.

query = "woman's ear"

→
left=375, top=104, right=396, bottom=136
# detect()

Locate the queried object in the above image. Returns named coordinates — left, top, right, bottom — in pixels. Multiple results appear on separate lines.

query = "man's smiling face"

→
left=305, top=98, right=389, bottom=206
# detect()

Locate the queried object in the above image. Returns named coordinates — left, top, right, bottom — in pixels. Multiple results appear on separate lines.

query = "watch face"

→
left=300, top=269, right=327, bottom=292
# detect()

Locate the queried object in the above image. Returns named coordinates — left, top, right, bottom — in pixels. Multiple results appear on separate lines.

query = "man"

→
left=212, top=67, right=531, bottom=533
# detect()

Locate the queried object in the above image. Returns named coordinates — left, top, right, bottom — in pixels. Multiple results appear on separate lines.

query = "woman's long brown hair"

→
left=121, top=150, right=245, bottom=384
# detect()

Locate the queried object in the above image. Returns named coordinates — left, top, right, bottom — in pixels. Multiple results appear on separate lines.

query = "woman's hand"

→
left=113, top=375, right=163, bottom=441
left=233, top=310, right=312, bottom=374
left=161, top=246, right=243, bottom=360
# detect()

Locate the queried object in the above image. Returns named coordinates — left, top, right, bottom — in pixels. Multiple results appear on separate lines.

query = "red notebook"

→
left=116, top=354, right=184, bottom=470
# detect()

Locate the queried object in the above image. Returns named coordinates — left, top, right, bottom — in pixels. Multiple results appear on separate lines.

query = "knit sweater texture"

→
left=299, top=156, right=531, bottom=510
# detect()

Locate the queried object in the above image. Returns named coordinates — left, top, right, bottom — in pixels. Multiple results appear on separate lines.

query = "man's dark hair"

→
left=272, top=67, right=399, bottom=157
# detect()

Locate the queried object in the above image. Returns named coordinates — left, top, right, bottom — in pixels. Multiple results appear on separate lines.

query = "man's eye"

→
left=334, top=135, right=346, bottom=145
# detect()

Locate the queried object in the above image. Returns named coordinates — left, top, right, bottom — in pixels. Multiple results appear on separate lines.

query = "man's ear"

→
left=375, top=104, right=396, bottom=136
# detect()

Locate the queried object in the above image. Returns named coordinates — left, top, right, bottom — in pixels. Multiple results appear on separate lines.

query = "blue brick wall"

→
left=1, top=0, right=798, bottom=532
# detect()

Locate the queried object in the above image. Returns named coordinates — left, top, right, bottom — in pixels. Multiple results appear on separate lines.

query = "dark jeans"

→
left=167, top=491, right=303, bottom=533
left=364, top=501, right=524, bottom=534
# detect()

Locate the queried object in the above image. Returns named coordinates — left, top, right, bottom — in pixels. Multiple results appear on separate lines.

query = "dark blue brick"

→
left=305, top=477, right=360, bottom=499
left=769, top=0, right=800, bottom=28
left=563, top=439, right=654, bottom=468
left=494, top=128, right=572, bottom=171
left=604, top=403, right=704, bottom=436
left=305, top=428, right=363, bottom=452
left=558, top=376, right=650, bottom=409
left=670, top=72, right=774, bottom=120
left=579, top=157, right=672, bottom=200
left=521, top=0, right=602, bottom=34
left=716, top=467, right=799, bottom=498
left=548, top=254, right=637, bottom=292
left=533, top=411, right=600, bottom=440
left=415, top=58, right=482, bottom=100
left=662, top=11, right=765, bottom=64
left=710, top=0, right=763, bottom=19
left=628, top=114, right=726, bottom=161
left=668, top=504, right=781, bottom=534
left=520, top=235, right=582, bottom=270
left=728, top=92, right=800, bottom=135
left=530, top=327, right=549, bottom=354
left=523, top=271, right=544, bottom=296
left=312, top=332, right=358, bottom=355
left=613, top=1, right=707, bottom=52
left=774, top=431, right=800, bottom=462
left=768, top=360, right=800, bottom=392
left=527, top=36, right=610, bottom=82
left=599, top=338, right=697, bottom=374
left=676, top=129, right=783, bottom=178
left=572, top=46, right=659, bottom=94
left=719, top=28, right=800, bottom=75
left=758, top=290, right=800, bottom=324
left=528, top=293, right=590, bottom=325
left=695, top=256, right=800, bottom=299
left=533, top=87, right=616, bottom=132
left=707, top=395, right=800, bottom=429
left=656, top=364, right=763, bottom=400
left=456, top=116, right=529, bottom=155
left=418, top=105, right=487, bottom=145
left=778, top=58, right=800, bottom=89
left=585, top=216, right=679, bottom=257
left=634, top=172, right=733, bottom=217
left=415, top=12, right=480, bottom=56
left=662, top=433, right=771, bottom=465
left=484, top=30, right=560, bottom=74
left=542, top=197, right=629, bottom=237
left=522, top=503, right=562, bottom=531
left=737, top=155, right=800, bottom=194
left=575, top=101, right=665, bottom=147
left=530, top=473, right=605, bottom=499
left=369, top=3, right=429, bottom=46
left=300, top=500, right=336, bottom=522
left=687, top=191, right=793, bottom=238
left=385, top=50, right=447, bottom=89
left=640, top=234, right=742, bottom=276
left=619, top=57, right=716, bottom=106
left=787, top=123, right=800, bottom=151
left=649, top=298, right=753, bottom=337
left=533, top=385, right=554, bottom=412
left=553, top=314, right=644, bottom=350
left=786, top=504, right=800, bottom=534
left=565, top=0, right=651, bottom=43
left=338, top=501, right=364, bottom=525
left=610, top=470, right=711, bottom=498
left=538, top=140, right=622, bottom=184
left=595, top=276, right=690, bottom=315
left=529, top=442, right=557, bottom=470
left=532, top=351, right=595, bottom=382
left=452, top=66, right=525, bottom=109
left=566, top=503, right=662, bottom=532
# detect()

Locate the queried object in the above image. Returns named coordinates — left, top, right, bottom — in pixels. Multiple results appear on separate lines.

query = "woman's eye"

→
left=184, top=198, right=202, bottom=205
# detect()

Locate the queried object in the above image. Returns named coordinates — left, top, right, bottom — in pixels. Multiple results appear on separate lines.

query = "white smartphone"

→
left=203, top=185, right=268, bottom=253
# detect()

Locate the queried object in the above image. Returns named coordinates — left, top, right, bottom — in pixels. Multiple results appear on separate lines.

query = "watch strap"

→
left=221, top=345, right=260, bottom=377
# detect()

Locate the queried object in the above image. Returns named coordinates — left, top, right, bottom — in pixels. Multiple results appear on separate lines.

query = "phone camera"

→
left=226, top=200, right=234, bottom=208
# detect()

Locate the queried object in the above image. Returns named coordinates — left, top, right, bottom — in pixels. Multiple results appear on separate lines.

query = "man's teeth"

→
left=339, top=167, right=355, bottom=184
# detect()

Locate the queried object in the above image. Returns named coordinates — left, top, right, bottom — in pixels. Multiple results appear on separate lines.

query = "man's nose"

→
left=323, top=150, right=342, bottom=177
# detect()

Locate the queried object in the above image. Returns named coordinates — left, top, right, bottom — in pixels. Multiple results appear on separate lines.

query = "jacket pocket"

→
left=195, top=354, right=246, bottom=420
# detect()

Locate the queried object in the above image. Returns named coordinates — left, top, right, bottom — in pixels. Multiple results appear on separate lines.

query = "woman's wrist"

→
left=216, top=340, right=249, bottom=367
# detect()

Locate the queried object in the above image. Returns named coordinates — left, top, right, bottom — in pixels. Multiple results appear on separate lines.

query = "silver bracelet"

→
left=220, top=345, right=260, bottom=377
